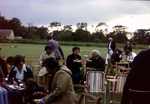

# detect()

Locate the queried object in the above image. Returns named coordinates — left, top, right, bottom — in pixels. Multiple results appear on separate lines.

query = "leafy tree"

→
left=63, top=25, right=73, bottom=32
left=76, top=22, right=88, bottom=30
left=0, top=16, right=10, bottom=29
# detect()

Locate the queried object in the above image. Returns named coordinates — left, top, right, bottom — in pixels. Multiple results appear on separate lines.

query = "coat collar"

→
left=14, top=64, right=27, bottom=72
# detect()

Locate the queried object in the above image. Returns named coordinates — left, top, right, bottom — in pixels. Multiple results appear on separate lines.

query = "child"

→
left=24, top=78, right=47, bottom=104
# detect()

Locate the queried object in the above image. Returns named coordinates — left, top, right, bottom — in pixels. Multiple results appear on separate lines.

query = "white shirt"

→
left=127, top=52, right=137, bottom=63
left=108, top=42, right=112, bottom=49
left=14, top=64, right=27, bottom=83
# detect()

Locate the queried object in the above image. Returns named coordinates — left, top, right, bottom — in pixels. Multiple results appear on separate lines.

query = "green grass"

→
left=0, top=43, right=147, bottom=103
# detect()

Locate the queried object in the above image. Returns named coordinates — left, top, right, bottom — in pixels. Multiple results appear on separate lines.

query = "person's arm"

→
left=0, top=66, right=5, bottom=82
left=24, top=89, right=34, bottom=103
left=58, top=45, right=64, bottom=59
left=8, top=66, right=15, bottom=84
left=1, top=59, right=8, bottom=77
left=44, top=72, right=69, bottom=103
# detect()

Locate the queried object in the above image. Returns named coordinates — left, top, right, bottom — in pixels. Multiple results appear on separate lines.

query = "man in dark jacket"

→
left=86, top=50, right=105, bottom=71
left=124, top=41, right=132, bottom=52
left=121, top=49, right=150, bottom=104
left=105, top=37, right=116, bottom=65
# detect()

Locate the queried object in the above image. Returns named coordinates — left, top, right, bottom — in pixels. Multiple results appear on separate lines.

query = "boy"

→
left=24, top=78, right=47, bottom=104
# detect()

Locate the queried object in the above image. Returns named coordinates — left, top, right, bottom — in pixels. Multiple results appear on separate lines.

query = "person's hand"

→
left=33, top=92, right=38, bottom=96
left=91, top=67, right=96, bottom=71
left=73, top=59, right=77, bottom=63
left=39, top=92, right=44, bottom=96
left=13, top=80, right=18, bottom=86
left=86, top=59, right=89, bottom=64
left=1, top=81, right=6, bottom=88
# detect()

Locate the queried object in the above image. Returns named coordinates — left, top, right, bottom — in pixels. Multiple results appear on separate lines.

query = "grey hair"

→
left=108, top=37, right=113, bottom=41
left=92, top=50, right=100, bottom=56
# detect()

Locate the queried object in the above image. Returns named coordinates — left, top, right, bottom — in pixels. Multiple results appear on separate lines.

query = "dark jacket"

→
left=24, top=84, right=47, bottom=103
left=0, top=66, right=5, bottom=82
left=66, top=53, right=82, bottom=76
left=108, top=41, right=116, bottom=53
left=124, top=44, right=132, bottom=52
left=0, top=58, right=8, bottom=77
left=86, top=56, right=105, bottom=71
left=8, top=65, right=34, bottom=84
left=111, top=52, right=122, bottom=64
left=121, top=49, right=150, bottom=104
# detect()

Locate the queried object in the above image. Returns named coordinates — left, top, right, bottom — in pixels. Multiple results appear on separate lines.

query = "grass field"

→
left=0, top=43, right=147, bottom=103
left=0, top=43, right=144, bottom=58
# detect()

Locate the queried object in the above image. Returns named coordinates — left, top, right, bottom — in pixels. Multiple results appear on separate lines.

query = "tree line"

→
left=0, top=16, right=150, bottom=45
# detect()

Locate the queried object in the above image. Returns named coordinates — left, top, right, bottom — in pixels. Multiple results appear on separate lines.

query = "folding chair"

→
left=83, top=51, right=89, bottom=59
left=116, top=62, right=129, bottom=68
left=29, top=57, right=40, bottom=73
left=129, top=89, right=150, bottom=104
left=106, top=58, right=116, bottom=77
left=85, top=71, right=106, bottom=104
left=108, top=74, right=127, bottom=104
left=77, top=91, right=102, bottom=104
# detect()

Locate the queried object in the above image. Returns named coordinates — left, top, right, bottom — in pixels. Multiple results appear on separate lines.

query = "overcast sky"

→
left=0, top=0, right=150, bottom=33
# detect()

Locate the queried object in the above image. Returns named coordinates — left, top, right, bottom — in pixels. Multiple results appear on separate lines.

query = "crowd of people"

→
left=0, top=35, right=149, bottom=104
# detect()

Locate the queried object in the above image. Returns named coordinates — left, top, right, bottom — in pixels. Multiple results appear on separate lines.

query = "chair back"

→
left=86, top=71, right=105, bottom=93
left=83, top=51, right=89, bottom=59
left=129, top=89, right=150, bottom=104
left=116, top=66, right=130, bottom=75
left=116, top=62, right=129, bottom=68
left=113, top=74, right=127, bottom=94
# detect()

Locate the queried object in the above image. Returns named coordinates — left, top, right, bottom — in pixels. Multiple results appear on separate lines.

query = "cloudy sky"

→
left=0, top=0, right=150, bottom=33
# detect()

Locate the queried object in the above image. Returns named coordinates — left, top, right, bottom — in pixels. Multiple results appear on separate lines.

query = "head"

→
left=127, top=42, right=130, bottom=45
left=25, top=78, right=37, bottom=91
left=115, top=48, right=123, bottom=55
left=125, top=50, right=131, bottom=56
left=108, top=37, right=113, bottom=42
left=6, top=56, right=14, bottom=66
left=46, top=35, right=52, bottom=41
left=42, top=57, right=59, bottom=75
left=45, top=45, right=52, bottom=54
left=72, top=46, right=80, bottom=55
left=92, top=50, right=100, bottom=59
left=14, top=55, right=25, bottom=70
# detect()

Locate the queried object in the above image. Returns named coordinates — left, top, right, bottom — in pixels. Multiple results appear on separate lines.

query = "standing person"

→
left=124, top=42, right=132, bottom=61
left=8, top=55, right=34, bottom=104
left=121, top=49, right=150, bottom=104
left=86, top=50, right=105, bottom=71
left=46, top=35, right=65, bottom=60
left=66, top=46, right=82, bottom=85
left=38, top=57, right=77, bottom=104
left=39, top=45, right=55, bottom=76
left=0, top=58, right=8, bottom=78
left=124, top=41, right=132, bottom=52
left=0, top=66, right=8, bottom=104
left=105, top=37, right=116, bottom=65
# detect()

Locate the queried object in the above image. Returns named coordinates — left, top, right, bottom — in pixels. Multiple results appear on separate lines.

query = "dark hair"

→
left=25, top=78, right=36, bottom=88
left=45, top=45, right=52, bottom=51
left=6, top=56, right=14, bottom=63
left=115, top=48, right=123, bottom=54
left=42, top=57, right=59, bottom=70
left=72, top=46, right=80, bottom=52
left=46, top=35, right=52, bottom=40
left=14, top=55, right=25, bottom=66
left=125, top=50, right=131, bottom=55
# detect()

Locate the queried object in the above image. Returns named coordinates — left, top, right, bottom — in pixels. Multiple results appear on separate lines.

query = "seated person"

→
left=8, top=55, right=34, bottom=104
left=125, top=50, right=137, bottom=63
left=86, top=50, right=105, bottom=71
left=39, top=45, right=55, bottom=76
left=111, top=48, right=124, bottom=64
left=0, top=66, right=8, bottom=104
left=6, top=56, right=14, bottom=67
left=0, top=57, right=8, bottom=78
left=66, top=46, right=83, bottom=84
left=38, top=57, right=77, bottom=104
left=24, top=78, right=47, bottom=104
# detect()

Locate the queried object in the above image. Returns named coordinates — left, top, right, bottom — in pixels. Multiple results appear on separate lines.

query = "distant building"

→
left=0, top=29, right=15, bottom=39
